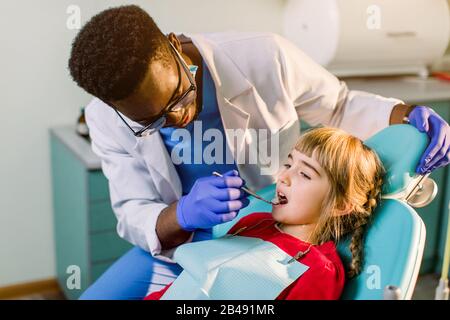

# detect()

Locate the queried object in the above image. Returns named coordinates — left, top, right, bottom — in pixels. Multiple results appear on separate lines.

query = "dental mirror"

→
left=406, top=177, right=438, bottom=208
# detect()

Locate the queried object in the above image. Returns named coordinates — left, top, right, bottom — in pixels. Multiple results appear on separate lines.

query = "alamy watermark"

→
left=366, top=5, right=381, bottom=30
left=66, top=5, right=81, bottom=30
left=66, top=265, right=81, bottom=290
left=160, top=121, right=280, bottom=176
left=366, top=265, right=381, bottom=290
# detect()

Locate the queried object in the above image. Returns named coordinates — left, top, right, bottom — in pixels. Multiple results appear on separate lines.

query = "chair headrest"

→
left=364, top=124, right=428, bottom=196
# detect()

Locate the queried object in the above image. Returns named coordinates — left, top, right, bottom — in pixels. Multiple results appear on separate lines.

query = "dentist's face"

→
left=272, top=150, right=330, bottom=226
left=110, top=49, right=199, bottom=129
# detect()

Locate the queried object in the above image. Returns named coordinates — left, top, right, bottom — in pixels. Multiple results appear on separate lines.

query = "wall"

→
left=0, top=0, right=96, bottom=287
left=0, top=0, right=284, bottom=287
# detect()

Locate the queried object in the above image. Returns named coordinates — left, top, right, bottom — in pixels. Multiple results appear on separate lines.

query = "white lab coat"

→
left=85, top=32, right=402, bottom=262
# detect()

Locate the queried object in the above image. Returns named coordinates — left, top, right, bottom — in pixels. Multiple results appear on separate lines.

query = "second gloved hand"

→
left=176, top=170, right=250, bottom=231
left=408, top=106, right=450, bottom=173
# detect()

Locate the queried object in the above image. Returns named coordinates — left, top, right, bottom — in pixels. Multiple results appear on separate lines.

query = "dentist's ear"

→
left=167, top=32, right=182, bottom=53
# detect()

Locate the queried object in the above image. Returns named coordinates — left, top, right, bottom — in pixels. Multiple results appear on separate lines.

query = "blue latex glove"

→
left=408, top=106, right=450, bottom=174
left=176, top=170, right=250, bottom=231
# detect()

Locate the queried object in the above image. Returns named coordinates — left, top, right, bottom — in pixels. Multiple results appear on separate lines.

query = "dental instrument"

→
left=404, top=172, right=438, bottom=208
left=212, top=171, right=280, bottom=205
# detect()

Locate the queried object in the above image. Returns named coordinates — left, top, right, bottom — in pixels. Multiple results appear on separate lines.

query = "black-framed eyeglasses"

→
left=114, top=42, right=197, bottom=137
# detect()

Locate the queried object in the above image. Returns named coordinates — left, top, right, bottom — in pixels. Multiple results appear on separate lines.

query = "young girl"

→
left=145, top=127, right=385, bottom=300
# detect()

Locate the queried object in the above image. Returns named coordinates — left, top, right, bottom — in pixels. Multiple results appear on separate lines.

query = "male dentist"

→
left=68, top=5, right=450, bottom=299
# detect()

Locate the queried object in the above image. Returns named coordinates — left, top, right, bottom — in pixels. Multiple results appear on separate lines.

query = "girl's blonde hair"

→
left=294, top=127, right=385, bottom=278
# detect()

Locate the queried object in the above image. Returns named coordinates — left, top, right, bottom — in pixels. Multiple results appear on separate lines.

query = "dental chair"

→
left=213, top=124, right=435, bottom=300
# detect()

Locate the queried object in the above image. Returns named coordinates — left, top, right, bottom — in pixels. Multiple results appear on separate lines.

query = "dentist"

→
left=69, top=5, right=450, bottom=299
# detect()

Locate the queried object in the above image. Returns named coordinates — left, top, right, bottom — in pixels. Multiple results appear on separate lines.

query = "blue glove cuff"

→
left=176, top=196, right=196, bottom=232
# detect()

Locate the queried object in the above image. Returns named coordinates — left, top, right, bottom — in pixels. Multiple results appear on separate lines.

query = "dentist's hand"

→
left=176, top=170, right=250, bottom=231
left=408, top=106, right=450, bottom=174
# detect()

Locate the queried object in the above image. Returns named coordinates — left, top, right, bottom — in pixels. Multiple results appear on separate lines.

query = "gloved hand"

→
left=408, top=106, right=450, bottom=174
left=176, top=170, right=250, bottom=231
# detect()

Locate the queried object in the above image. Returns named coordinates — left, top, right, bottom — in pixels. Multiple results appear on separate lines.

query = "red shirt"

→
left=145, top=212, right=345, bottom=300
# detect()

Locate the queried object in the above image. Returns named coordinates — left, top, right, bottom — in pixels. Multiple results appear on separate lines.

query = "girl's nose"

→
left=278, top=171, right=291, bottom=187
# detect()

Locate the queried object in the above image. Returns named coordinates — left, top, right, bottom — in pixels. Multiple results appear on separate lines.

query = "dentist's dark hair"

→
left=68, top=5, right=170, bottom=102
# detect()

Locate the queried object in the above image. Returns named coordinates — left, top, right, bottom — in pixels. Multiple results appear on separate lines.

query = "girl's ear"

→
left=334, top=201, right=354, bottom=216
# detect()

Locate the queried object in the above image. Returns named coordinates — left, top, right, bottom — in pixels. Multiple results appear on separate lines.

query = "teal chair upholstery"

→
left=212, top=125, right=429, bottom=300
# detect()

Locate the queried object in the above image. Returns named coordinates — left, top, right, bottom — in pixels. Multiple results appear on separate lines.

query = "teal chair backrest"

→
left=212, top=125, right=429, bottom=300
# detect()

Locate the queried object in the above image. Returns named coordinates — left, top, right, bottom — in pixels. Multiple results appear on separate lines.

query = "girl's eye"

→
left=283, top=163, right=291, bottom=169
left=300, top=171, right=311, bottom=180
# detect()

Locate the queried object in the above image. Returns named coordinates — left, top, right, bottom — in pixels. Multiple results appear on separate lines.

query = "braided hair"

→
left=347, top=159, right=384, bottom=278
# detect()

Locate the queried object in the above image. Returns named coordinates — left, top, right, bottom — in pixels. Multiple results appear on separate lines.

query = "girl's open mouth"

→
left=277, top=191, right=288, bottom=205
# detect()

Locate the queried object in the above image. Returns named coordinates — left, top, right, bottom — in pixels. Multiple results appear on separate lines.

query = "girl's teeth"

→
left=277, top=191, right=288, bottom=204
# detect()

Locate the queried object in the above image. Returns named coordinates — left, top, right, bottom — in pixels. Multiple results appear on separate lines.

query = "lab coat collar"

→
left=114, top=111, right=182, bottom=198
left=189, top=33, right=251, bottom=155
left=188, top=33, right=253, bottom=101
left=134, top=131, right=183, bottom=200
left=115, top=110, right=145, bottom=131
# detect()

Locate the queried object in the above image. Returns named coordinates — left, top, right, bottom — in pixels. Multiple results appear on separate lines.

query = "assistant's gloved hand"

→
left=176, top=170, right=250, bottom=231
left=408, top=106, right=450, bottom=174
